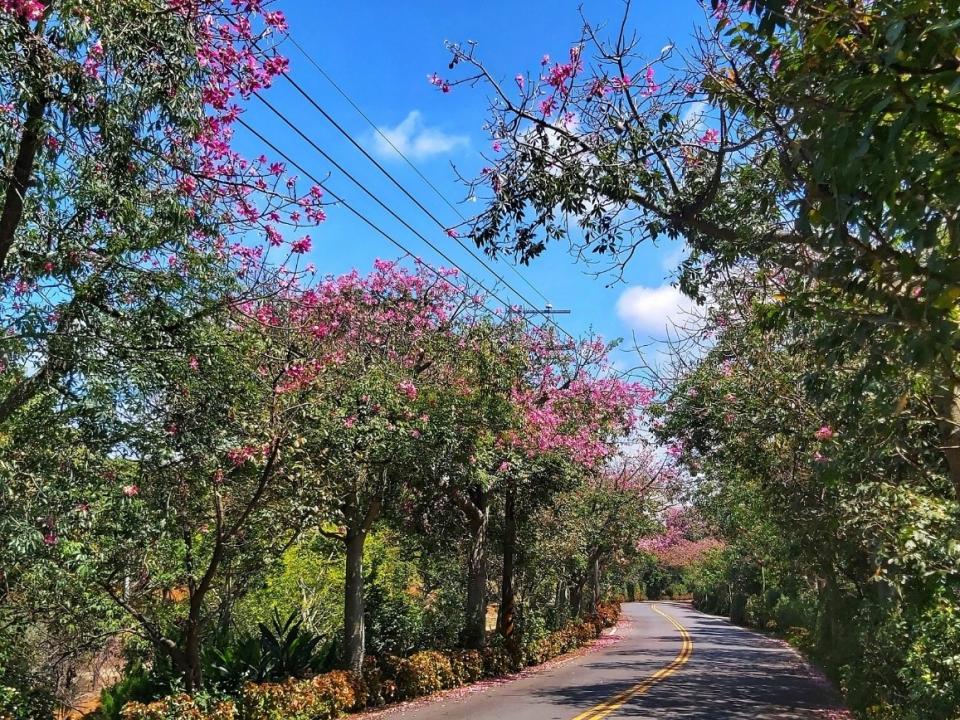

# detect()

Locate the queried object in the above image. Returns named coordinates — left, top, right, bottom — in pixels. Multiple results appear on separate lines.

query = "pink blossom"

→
left=177, top=175, right=198, bottom=195
left=814, top=425, right=835, bottom=441
left=642, top=67, right=660, bottom=96
left=445, top=228, right=459, bottom=238
left=188, top=356, right=199, bottom=370
left=226, top=446, right=257, bottom=466
left=2, top=0, right=43, bottom=21
left=492, top=140, right=502, bottom=153
left=700, top=128, right=720, bottom=145
left=43, top=532, right=58, bottom=546
left=122, top=484, right=140, bottom=497
left=343, top=415, right=357, bottom=428
left=397, top=380, right=418, bottom=400
left=540, top=54, right=551, bottom=66
left=515, top=73, right=525, bottom=91
left=264, top=10, right=287, bottom=30
left=291, top=235, right=312, bottom=253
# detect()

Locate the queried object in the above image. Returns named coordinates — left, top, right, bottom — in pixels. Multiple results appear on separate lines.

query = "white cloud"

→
left=680, top=100, right=708, bottom=135
left=616, top=284, right=696, bottom=336
left=372, top=111, right=469, bottom=161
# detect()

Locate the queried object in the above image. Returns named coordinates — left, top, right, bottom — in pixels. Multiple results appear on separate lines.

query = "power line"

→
left=248, top=91, right=510, bottom=307
left=248, top=89, right=574, bottom=342
left=236, top=116, right=504, bottom=320
left=271, top=71, right=569, bottom=336
left=280, top=33, right=558, bottom=310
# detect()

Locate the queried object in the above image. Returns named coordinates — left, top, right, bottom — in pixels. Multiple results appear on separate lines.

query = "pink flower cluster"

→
left=814, top=425, right=835, bottom=441
left=506, top=342, right=652, bottom=468
left=637, top=507, right=723, bottom=568
left=0, top=0, right=43, bottom=21
left=537, top=46, right=584, bottom=117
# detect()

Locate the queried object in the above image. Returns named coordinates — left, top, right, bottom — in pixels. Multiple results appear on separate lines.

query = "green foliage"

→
left=92, top=665, right=169, bottom=720
left=238, top=671, right=365, bottom=720
left=205, top=612, right=333, bottom=694
left=119, top=694, right=237, bottom=720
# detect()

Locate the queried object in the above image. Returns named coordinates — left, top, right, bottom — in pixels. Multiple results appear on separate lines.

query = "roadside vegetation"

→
left=435, top=1, right=960, bottom=718
left=0, top=5, right=659, bottom=718
left=2, top=1, right=958, bottom=719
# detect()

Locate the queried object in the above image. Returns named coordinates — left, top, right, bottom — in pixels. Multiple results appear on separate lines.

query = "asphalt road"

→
left=370, top=602, right=847, bottom=720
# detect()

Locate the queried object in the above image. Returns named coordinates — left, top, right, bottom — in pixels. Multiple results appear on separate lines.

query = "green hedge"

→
left=121, top=603, right=621, bottom=720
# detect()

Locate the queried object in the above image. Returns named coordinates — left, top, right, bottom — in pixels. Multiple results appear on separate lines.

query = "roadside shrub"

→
left=480, top=646, right=518, bottom=677
left=744, top=594, right=769, bottom=629
left=394, top=651, right=454, bottom=699
left=120, top=694, right=236, bottom=720
left=446, top=650, right=484, bottom=685
left=127, top=605, right=622, bottom=720
left=592, top=602, right=620, bottom=629
left=773, top=594, right=814, bottom=633
left=784, top=626, right=813, bottom=653
left=239, top=670, right=364, bottom=720
left=360, top=655, right=392, bottom=707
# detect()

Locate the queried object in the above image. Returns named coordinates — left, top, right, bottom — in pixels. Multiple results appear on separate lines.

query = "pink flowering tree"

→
left=389, top=318, right=648, bottom=649
left=533, top=448, right=668, bottom=617
left=0, top=0, right=324, bottom=425
left=492, top=326, right=649, bottom=641
left=253, top=259, right=483, bottom=672
left=637, top=506, right=724, bottom=570
left=0, top=0, right=331, bottom=697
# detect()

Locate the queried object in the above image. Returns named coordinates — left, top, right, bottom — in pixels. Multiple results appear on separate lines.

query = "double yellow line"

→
left=570, top=604, right=693, bottom=720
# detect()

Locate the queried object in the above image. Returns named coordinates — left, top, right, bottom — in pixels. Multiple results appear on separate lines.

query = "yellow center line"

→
left=569, top=604, right=693, bottom=720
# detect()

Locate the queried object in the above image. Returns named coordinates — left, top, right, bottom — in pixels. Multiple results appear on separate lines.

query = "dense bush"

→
left=393, top=651, right=455, bottom=699
left=123, top=604, right=621, bottom=720
left=445, top=650, right=485, bottom=686
left=239, top=671, right=365, bottom=720
left=119, top=695, right=237, bottom=720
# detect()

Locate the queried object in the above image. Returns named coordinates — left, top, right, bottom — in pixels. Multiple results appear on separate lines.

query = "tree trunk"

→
left=0, top=92, right=46, bottom=272
left=183, top=616, right=203, bottom=692
left=498, top=485, right=517, bottom=642
left=590, top=557, right=601, bottom=610
left=343, top=528, right=367, bottom=673
left=570, top=578, right=585, bottom=617
left=462, top=488, right=488, bottom=649
left=937, top=380, right=960, bottom=500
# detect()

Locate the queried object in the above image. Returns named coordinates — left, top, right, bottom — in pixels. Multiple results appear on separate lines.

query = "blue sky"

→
left=239, top=0, right=709, bottom=365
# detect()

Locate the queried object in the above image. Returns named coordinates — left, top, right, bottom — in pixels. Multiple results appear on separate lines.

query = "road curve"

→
left=366, top=602, right=847, bottom=720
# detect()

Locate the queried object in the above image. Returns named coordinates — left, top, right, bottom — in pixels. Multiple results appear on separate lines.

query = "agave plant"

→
left=258, top=609, right=323, bottom=679
left=205, top=610, right=332, bottom=690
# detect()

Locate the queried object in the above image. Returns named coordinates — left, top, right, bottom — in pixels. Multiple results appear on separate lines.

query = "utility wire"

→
left=248, top=91, right=510, bottom=307
left=272, top=71, right=569, bottom=335
left=236, top=116, right=503, bottom=319
left=248, top=89, right=574, bottom=342
left=280, top=33, right=558, bottom=310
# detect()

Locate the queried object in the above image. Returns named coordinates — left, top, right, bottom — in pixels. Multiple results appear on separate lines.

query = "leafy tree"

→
left=437, top=0, right=960, bottom=498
